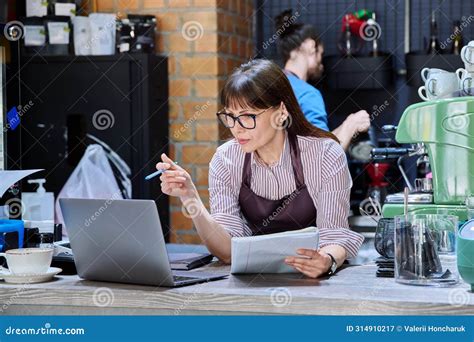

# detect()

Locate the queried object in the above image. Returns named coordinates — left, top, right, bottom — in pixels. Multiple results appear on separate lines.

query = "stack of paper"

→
left=230, top=227, right=319, bottom=274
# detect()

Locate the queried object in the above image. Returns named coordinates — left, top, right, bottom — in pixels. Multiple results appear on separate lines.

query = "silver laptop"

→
left=59, top=198, right=227, bottom=287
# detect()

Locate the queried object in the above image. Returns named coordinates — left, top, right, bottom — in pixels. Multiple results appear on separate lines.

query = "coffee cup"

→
left=461, top=41, right=474, bottom=72
left=418, top=69, right=459, bottom=101
left=456, top=68, right=474, bottom=96
left=0, top=248, right=53, bottom=274
left=418, top=84, right=435, bottom=101
left=420, top=67, right=450, bottom=83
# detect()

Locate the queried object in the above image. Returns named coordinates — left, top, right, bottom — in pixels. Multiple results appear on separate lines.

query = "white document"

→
left=0, top=169, right=44, bottom=198
left=230, top=227, right=319, bottom=274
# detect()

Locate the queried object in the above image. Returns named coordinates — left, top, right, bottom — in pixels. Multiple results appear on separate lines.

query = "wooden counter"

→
left=0, top=261, right=472, bottom=315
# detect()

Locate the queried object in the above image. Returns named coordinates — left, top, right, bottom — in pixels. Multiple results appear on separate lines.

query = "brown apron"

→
left=238, top=132, right=317, bottom=235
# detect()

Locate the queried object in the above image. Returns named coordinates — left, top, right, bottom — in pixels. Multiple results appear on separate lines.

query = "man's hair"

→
left=275, top=9, right=321, bottom=63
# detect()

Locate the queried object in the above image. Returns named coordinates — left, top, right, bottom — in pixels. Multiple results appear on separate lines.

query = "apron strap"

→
left=242, top=152, right=252, bottom=188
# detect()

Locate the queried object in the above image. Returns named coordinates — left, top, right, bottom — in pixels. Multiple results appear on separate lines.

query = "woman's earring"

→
left=280, top=112, right=285, bottom=125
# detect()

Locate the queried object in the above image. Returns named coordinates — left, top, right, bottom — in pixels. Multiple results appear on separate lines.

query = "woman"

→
left=275, top=9, right=370, bottom=150
left=157, top=59, right=364, bottom=278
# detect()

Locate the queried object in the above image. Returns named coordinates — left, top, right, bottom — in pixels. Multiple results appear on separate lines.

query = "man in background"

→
left=276, top=10, right=370, bottom=150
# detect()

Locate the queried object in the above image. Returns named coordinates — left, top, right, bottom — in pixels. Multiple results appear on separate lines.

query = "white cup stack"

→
left=418, top=40, right=474, bottom=101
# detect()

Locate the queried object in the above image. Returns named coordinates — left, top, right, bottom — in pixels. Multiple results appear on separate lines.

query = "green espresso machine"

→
left=381, top=97, right=474, bottom=220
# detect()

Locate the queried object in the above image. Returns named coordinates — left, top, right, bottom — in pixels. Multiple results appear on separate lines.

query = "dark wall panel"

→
left=255, top=0, right=474, bottom=70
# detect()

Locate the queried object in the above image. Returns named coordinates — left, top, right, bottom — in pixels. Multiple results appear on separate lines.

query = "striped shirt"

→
left=208, top=132, right=364, bottom=258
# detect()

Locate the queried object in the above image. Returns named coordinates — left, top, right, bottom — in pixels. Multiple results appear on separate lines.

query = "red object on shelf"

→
left=341, top=13, right=365, bottom=36
left=366, top=162, right=390, bottom=187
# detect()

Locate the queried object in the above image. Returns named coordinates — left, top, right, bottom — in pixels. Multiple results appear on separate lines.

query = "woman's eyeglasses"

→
left=216, top=107, right=272, bottom=130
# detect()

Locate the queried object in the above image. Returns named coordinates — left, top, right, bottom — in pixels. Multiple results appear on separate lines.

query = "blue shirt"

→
left=286, top=73, right=329, bottom=131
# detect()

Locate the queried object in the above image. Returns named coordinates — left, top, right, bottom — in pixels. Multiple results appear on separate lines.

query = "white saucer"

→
left=0, top=267, right=62, bottom=284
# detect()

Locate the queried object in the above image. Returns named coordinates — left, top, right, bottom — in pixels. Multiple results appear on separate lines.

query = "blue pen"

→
left=145, top=161, right=179, bottom=181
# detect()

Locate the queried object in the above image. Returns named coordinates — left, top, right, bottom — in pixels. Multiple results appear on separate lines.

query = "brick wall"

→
left=95, top=0, right=254, bottom=243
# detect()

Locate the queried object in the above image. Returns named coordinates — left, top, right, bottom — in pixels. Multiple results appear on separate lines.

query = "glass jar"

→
left=394, top=214, right=458, bottom=286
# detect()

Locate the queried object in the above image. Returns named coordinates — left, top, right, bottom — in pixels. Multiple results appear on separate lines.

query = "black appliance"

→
left=7, top=53, right=170, bottom=238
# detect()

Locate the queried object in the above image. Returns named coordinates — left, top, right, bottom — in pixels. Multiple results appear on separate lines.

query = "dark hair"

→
left=220, top=59, right=337, bottom=142
left=274, top=9, right=320, bottom=63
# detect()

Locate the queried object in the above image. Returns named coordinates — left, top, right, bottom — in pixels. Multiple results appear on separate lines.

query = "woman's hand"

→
left=284, top=249, right=332, bottom=278
left=157, top=153, right=231, bottom=261
left=157, top=154, right=201, bottom=217
left=156, top=153, right=197, bottom=200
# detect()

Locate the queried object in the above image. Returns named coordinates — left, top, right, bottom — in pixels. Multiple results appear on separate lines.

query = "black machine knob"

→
left=370, top=147, right=411, bottom=160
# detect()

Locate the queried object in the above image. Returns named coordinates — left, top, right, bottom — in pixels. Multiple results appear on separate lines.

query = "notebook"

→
left=230, top=227, right=319, bottom=274
left=168, top=253, right=214, bottom=270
